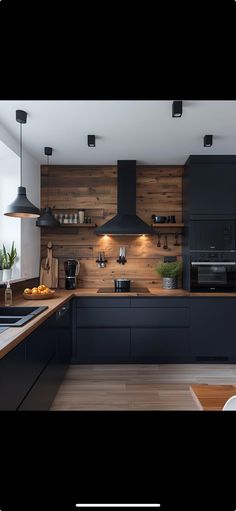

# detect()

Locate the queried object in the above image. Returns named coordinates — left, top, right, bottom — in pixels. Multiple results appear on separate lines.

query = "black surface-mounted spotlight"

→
left=172, top=100, right=182, bottom=118
left=204, top=135, right=213, bottom=147
left=88, top=135, right=95, bottom=147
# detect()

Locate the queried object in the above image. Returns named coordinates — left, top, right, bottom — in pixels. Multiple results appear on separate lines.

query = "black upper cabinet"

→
left=184, top=157, right=236, bottom=219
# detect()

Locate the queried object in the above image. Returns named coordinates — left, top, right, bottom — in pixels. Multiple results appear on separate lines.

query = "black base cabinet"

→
left=190, top=298, right=236, bottom=361
left=0, top=302, right=72, bottom=411
left=76, top=328, right=130, bottom=363
left=74, top=297, right=191, bottom=363
left=0, top=341, right=28, bottom=410
left=131, top=328, right=191, bottom=362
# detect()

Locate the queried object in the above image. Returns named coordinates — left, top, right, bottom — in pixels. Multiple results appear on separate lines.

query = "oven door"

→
left=191, top=262, right=236, bottom=292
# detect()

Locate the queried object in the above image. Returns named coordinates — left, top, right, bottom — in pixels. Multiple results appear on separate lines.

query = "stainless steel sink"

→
left=0, top=306, right=48, bottom=327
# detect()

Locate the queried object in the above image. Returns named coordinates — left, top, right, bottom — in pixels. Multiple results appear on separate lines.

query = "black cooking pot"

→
left=113, top=278, right=131, bottom=291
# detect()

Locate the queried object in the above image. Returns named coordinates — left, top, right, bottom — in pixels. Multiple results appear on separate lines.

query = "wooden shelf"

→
left=59, top=223, right=97, bottom=227
left=152, top=223, right=184, bottom=228
left=42, top=223, right=97, bottom=228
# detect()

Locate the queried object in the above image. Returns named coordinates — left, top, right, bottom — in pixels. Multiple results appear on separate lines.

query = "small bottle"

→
left=64, top=214, right=69, bottom=224
left=73, top=213, right=78, bottom=224
left=5, top=281, right=12, bottom=306
left=69, top=213, right=73, bottom=223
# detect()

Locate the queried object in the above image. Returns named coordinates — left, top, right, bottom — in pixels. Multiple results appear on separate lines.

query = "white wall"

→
left=0, top=153, right=21, bottom=279
left=0, top=122, right=40, bottom=280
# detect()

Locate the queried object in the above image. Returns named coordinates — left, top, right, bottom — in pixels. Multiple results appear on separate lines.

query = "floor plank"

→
left=50, top=364, right=236, bottom=411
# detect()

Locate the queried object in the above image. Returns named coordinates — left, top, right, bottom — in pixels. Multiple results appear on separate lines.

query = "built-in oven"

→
left=190, top=251, right=236, bottom=292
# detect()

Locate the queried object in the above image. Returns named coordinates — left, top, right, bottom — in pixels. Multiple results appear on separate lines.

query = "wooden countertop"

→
left=1, top=287, right=236, bottom=359
left=190, top=384, right=236, bottom=411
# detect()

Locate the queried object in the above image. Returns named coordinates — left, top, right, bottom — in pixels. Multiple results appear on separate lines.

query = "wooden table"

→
left=190, top=384, right=236, bottom=411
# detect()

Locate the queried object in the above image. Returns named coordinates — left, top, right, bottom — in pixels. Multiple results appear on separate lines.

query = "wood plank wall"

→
left=40, top=165, right=183, bottom=288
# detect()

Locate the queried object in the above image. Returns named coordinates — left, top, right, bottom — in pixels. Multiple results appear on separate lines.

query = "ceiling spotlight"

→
left=88, top=135, right=95, bottom=147
left=204, top=135, right=213, bottom=147
left=172, top=100, right=182, bottom=118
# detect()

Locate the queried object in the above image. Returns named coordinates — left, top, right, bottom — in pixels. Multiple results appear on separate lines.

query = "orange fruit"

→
left=24, top=288, right=32, bottom=294
left=32, top=289, right=39, bottom=294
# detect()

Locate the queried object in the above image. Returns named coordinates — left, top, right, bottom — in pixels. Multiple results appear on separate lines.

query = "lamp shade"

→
left=4, top=186, right=40, bottom=218
left=36, top=207, right=60, bottom=227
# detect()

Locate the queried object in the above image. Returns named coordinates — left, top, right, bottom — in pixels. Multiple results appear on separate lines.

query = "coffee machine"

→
left=64, top=259, right=79, bottom=289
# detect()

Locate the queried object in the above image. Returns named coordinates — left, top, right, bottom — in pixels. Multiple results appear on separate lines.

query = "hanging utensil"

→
left=174, top=232, right=179, bottom=246
left=157, top=233, right=161, bottom=247
left=163, top=235, right=168, bottom=250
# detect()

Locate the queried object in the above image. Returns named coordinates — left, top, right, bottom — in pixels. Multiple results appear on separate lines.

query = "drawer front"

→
left=25, top=328, right=57, bottom=383
left=130, top=307, right=190, bottom=327
left=18, top=354, right=59, bottom=410
left=76, top=308, right=131, bottom=327
left=76, top=307, right=189, bottom=328
left=76, top=298, right=130, bottom=308
left=131, top=328, right=190, bottom=359
left=75, top=328, right=130, bottom=363
left=131, top=298, right=190, bottom=308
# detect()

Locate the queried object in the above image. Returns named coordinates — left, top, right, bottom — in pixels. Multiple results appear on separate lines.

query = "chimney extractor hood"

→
left=95, top=160, right=154, bottom=236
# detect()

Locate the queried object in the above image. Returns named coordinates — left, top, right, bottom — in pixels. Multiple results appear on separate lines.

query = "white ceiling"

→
left=0, top=100, right=236, bottom=165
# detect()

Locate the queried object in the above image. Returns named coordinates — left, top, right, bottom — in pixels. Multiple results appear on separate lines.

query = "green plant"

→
left=2, top=242, right=17, bottom=269
left=0, top=249, right=4, bottom=270
left=155, top=260, right=183, bottom=278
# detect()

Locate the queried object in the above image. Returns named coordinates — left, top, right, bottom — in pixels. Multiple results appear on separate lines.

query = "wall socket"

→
left=164, top=256, right=177, bottom=263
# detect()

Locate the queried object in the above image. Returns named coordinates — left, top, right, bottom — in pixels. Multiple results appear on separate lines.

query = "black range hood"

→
left=95, top=160, right=154, bottom=236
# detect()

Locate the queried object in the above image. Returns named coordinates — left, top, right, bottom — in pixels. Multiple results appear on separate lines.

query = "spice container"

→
left=78, top=209, right=85, bottom=224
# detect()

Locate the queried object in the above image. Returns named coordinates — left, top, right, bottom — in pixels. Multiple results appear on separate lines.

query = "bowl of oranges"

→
left=23, top=285, right=56, bottom=299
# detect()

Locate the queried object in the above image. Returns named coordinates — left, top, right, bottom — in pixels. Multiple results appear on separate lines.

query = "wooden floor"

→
left=50, top=364, right=236, bottom=410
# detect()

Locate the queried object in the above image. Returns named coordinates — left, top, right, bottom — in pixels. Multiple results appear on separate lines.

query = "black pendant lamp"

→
left=36, top=147, right=60, bottom=227
left=4, top=110, right=40, bottom=218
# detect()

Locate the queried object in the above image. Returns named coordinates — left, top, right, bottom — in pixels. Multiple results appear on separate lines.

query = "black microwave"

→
left=189, top=220, right=235, bottom=251
left=190, top=251, right=236, bottom=292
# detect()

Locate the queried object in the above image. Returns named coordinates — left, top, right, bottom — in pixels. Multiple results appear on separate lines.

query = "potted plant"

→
left=2, top=242, right=17, bottom=281
left=155, top=260, right=183, bottom=289
left=0, top=249, right=4, bottom=281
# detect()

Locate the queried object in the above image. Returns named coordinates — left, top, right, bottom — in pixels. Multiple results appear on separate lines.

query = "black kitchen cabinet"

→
left=74, top=297, right=191, bottom=363
left=184, top=156, right=236, bottom=219
left=76, top=328, right=130, bottom=363
left=190, top=298, right=236, bottom=360
left=18, top=353, right=58, bottom=410
left=0, top=341, right=28, bottom=410
left=0, top=302, right=72, bottom=410
left=131, top=328, right=191, bottom=362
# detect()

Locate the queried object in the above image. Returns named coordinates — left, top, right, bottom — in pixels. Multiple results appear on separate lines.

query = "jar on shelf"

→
left=78, top=209, right=85, bottom=224
left=64, top=214, right=69, bottom=224
left=59, top=213, right=64, bottom=224
left=73, top=213, right=78, bottom=224
left=69, top=213, right=73, bottom=223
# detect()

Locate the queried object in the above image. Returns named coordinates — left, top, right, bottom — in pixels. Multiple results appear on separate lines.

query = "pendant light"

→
left=4, top=110, right=40, bottom=218
left=36, top=147, right=60, bottom=227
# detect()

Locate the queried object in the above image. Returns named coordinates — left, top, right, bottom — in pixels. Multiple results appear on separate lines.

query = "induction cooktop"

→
left=97, top=287, right=150, bottom=293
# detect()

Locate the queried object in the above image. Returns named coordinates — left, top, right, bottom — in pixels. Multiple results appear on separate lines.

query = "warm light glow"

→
left=103, top=235, right=109, bottom=239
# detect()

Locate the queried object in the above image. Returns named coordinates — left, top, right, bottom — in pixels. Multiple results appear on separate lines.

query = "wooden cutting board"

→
left=40, top=241, right=58, bottom=288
